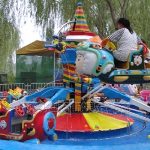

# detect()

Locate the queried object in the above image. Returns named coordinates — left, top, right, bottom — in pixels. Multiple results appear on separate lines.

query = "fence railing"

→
left=0, top=82, right=64, bottom=92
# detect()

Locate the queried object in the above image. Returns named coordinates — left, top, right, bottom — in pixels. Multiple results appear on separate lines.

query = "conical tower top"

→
left=71, top=2, right=90, bottom=32
left=66, top=2, right=96, bottom=42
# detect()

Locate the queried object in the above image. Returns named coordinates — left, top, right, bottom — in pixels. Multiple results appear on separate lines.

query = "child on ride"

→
left=101, top=18, right=141, bottom=67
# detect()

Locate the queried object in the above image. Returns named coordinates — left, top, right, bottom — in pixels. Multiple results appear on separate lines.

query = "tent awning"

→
left=16, top=40, right=54, bottom=56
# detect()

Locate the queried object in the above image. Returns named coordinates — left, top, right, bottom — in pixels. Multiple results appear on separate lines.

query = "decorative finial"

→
left=77, top=2, right=83, bottom=6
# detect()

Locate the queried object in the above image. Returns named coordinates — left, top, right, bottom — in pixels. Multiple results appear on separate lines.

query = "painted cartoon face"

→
left=133, top=55, right=142, bottom=66
left=76, top=53, right=85, bottom=74
left=120, top=84, right=138, bottom=96
left=127, top=84, right=138, bottom=95
left=132, top=84, right=138, bottom=95
left=76, top=51, right=97, bottom=75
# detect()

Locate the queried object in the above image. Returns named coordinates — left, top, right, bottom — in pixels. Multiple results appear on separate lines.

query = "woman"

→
left=101, top=18, right=140, bottom=67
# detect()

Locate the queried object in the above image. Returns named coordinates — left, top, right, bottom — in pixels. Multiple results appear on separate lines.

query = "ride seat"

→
left=114, top=58, right=129, bottom=69
left=117, top=61, right=128, bottom=69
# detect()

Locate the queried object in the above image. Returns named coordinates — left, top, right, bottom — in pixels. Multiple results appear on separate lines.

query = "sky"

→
left=10, top=0, right=44, bottom=47
left=19, top=14, right=60, bottom=47
left=11, top=0, right=61, bottom=64
left=12, top=17, right=44, bottom=64
left=19, top=18, right=43, bottom=47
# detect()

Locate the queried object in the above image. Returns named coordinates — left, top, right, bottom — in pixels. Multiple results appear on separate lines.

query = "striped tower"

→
left=71, top=2, right=90, bottom=32
left=62, top=3, right=97, bottom=112
left=63, top=64, right=81, bottom=112
left=75, top=83, right=82, bottom=112
left=63, top=64, right=82, bottom=112
left=66, top=2, right=96, bottom=42
left=63, top=64, right=77, bottom=82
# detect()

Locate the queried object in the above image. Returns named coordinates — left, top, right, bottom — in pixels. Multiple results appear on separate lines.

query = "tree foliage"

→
left=25, top=0, right=150, bottom=44
left=0, top=9, right=19, bottom=78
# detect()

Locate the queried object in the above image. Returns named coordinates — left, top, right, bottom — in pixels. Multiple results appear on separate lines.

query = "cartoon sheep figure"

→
left=133, top=55, right=142, bottom=66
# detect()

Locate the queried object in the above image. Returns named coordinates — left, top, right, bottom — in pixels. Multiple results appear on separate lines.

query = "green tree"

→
left=27, top=0, right=149, bottom=41
left=0, top=9, right=19, bottom=81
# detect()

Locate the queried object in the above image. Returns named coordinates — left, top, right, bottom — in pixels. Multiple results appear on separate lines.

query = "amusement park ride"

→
left=1, top=2, right=150, bottom=143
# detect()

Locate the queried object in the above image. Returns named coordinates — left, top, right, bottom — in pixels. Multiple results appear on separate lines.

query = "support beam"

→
left=92, top=99, right=150, bottom=122
left=57, top=100, right=74, bottom=116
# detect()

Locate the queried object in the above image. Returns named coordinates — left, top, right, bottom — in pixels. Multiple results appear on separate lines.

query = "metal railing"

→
left=0, top=82, right=64, bottom=92
left=0, top=83, right=25, bottom=91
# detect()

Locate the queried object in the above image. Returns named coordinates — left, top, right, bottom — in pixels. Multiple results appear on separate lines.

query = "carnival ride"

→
left=44, top=2, right=150, bottom=133
left=0, top=2, right=150, bottom=147
left=0, top=86, right=73, bottom=141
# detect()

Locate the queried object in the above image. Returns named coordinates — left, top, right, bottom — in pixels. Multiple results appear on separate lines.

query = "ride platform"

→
left=56, top=112, right=134, bottom=132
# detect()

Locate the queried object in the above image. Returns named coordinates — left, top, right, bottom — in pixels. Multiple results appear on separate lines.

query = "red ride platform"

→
left=56, top=112, right=134, bottom=132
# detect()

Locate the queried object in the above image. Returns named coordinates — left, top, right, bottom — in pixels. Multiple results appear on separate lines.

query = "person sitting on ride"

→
left=101, top=18, right=140, bottom=67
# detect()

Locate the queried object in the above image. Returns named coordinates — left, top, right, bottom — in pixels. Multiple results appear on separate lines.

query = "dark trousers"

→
left=114, top=58, right=127, bottom=68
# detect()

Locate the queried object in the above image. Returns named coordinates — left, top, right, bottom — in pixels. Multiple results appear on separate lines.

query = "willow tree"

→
left=28, top=0, right=150, bottom=40
left=1, top=0, right=150, bottom=50
left=56, top=0, right=149, bottom=42
left=126, top=0, right=150, bottom=45
left=0, top=10, right=19, bottom=82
